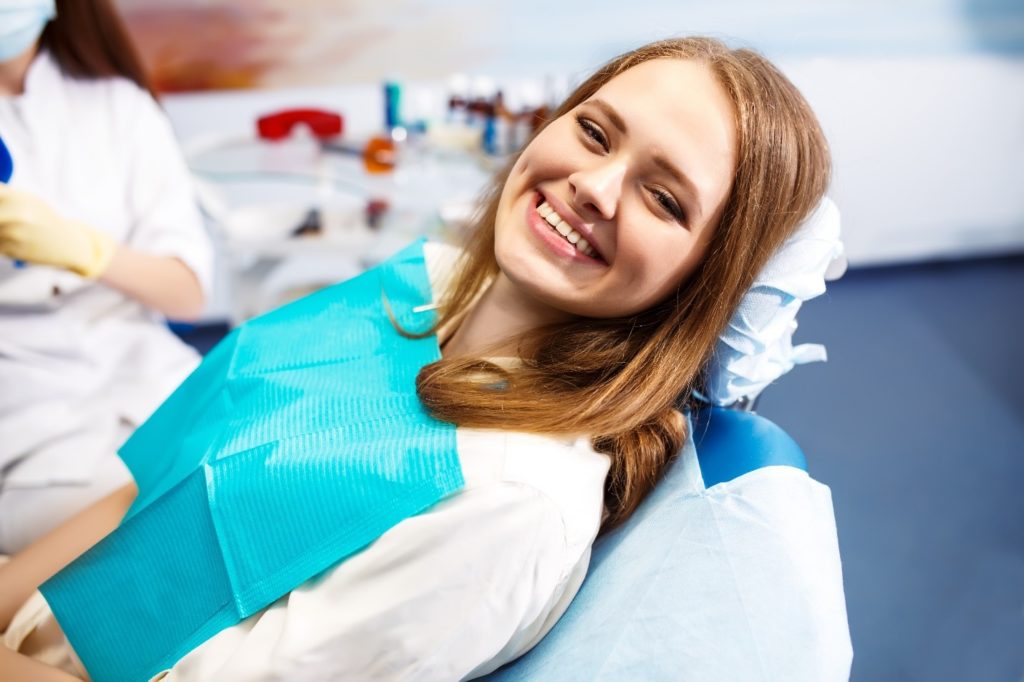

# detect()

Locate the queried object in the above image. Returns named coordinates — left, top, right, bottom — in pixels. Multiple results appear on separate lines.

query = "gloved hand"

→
left=0, top=184, right=116, bottom=278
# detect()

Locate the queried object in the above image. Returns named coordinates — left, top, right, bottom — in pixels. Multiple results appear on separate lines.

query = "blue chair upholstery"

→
left=484, top=407, right=808, bottom=680
left=690, top=407, right=807, bottom=488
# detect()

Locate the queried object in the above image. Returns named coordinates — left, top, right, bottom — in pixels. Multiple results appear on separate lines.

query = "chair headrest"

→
left=697, top=197, right=845, bottom=407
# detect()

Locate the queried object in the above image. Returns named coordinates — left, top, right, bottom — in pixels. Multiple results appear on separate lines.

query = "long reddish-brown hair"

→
left=40, top=0, right=156, bottom=99
left=417, top=37, right=831, bottom=529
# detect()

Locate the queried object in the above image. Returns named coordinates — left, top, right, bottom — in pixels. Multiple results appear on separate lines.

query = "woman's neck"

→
left=441, top=273, right=571, bottom=359
left=0, top=43, right=39, bottom=96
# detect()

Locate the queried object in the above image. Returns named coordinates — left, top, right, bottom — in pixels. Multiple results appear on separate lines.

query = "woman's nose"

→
left=568, top=161, right=626, bottom=221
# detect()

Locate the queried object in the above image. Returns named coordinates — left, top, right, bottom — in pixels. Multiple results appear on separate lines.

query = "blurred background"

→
left=114, top=1, right=1023, bottom=679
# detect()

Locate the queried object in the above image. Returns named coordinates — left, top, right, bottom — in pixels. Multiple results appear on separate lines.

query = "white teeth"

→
left=538, top=197, right=601, bottom=260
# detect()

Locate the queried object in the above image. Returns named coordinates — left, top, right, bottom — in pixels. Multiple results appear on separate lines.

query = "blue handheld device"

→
left=0, top=134, right=11, bottom=183
left=0, top=134, right=21, bottom=267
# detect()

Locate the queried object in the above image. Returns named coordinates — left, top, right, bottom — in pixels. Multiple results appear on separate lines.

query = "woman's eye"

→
left=575, top=115, right=609, bottom=152
left=650, top=188, right=685, bottom=223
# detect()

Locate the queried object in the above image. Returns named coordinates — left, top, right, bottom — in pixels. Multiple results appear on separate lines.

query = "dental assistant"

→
left=0, top=0, right=212, bottom=553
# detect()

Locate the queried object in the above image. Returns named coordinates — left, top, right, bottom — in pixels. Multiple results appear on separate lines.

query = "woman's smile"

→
left=526, top=191, right=607, bottom=265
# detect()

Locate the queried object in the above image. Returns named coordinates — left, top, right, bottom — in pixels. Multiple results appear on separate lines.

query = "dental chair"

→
left=483, top=406, right=852, bottom=681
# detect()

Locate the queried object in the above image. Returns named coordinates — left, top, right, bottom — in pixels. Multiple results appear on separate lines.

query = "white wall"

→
left=783, top=55, right=1024, bottom=265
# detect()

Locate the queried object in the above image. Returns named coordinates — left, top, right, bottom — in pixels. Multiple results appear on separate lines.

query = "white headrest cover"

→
left=697, top=196, right=845, bottom=406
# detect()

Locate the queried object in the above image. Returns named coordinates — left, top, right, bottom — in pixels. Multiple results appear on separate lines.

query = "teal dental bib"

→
left=40, top=240, right=463, bottom=682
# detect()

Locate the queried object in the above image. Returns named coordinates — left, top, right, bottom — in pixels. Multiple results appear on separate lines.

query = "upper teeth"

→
left=537, top=200, right=598, bottom=258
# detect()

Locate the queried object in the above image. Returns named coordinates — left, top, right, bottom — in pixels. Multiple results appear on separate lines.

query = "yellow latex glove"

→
left=0, top=184, right=116, bottom=279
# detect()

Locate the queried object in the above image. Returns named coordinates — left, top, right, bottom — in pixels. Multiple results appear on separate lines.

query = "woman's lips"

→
left=527, top=191, right=607, bottom=265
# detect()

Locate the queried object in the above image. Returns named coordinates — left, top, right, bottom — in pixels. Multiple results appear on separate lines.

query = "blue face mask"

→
left=0, top=0, right=56, bottom=62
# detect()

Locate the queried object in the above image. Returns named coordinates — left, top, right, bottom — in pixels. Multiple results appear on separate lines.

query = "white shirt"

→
left=160, top=243, right=611, bottom=680
left=161, top=430, right=610, bottom=681
left=0, top=49, right=213, bottom=485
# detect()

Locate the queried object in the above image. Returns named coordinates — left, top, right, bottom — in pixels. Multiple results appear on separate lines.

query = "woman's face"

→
left=494, top=58, right=738, bottom=319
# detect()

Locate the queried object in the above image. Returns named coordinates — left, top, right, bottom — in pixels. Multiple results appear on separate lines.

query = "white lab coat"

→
left=0, top=50, right=213, bottom=552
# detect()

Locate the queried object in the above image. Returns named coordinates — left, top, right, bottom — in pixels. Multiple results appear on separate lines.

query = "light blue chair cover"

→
left=484, top=407, right=808, bottom=680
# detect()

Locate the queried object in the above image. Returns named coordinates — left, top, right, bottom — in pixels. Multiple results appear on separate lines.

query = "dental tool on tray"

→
left=254, top=109, right=395, bottom=237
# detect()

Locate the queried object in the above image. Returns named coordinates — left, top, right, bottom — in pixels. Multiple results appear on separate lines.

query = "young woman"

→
left=0, top=0, right=213, bottom=553
left=0, top=37, right=841, bottom=680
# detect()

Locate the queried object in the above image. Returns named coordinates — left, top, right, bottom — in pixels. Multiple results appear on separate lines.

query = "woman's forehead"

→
left=588, top=59, right=735, bottom=144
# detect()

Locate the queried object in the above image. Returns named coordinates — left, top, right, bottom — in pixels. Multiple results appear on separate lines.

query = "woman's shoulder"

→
left=423, top=238, right=462, bottom=261
left=423, top=239, right=462, bottom=299
left=36, top=50, right=157, bottom=126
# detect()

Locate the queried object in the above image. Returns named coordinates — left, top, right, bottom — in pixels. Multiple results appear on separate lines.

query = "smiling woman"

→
left=0, top=36, right=843, bottom=682
left=493, top=58, right=736, bottom=320
left=424, top=37, right=830, bottom=528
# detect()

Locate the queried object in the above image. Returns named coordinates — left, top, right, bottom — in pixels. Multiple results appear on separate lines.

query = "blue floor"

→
left=758, top=255, right=1024, bottom=682
left=176, top=255, right=1024, bottom=681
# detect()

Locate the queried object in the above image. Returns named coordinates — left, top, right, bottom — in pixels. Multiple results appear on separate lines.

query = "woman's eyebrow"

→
left=589, top=99, right=628, bottom=134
